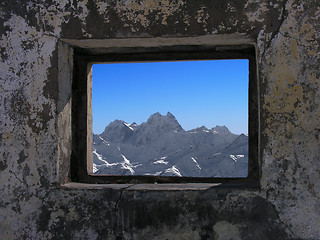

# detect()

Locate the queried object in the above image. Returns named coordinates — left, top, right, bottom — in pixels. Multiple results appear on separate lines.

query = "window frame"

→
left=71, top=44, right=259, bottom=184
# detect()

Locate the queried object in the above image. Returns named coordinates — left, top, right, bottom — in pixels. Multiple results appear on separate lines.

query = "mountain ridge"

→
left=93, top=112, right=248, bottom=177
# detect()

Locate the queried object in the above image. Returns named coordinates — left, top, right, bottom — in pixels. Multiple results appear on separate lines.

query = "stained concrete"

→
left=0, top=0, right=320, bottom=239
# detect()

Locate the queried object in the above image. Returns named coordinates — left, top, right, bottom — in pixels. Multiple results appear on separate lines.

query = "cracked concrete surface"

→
left=0, top=0, right=320, bottom=239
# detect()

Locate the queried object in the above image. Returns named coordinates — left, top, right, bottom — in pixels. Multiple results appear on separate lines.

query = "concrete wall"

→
left=1, top=0, right=319, bottom=239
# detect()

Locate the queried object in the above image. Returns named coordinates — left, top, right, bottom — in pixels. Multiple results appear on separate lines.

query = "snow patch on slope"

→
left=164, top=166, right=182, bottom=177
left=121, top=154, right=135, bottom=174
left=191, top=157, right=201, bottom=170
left=229, top=155, right=245, bottom=162
left=99, top=136, right=110, bottom=146
left=123, top=122, right=134, bottom=131
left=153, top=156, right=168, bottom=165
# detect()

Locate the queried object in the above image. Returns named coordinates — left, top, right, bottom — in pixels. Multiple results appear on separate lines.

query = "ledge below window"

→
left=61, top=182, right=259, bottom=191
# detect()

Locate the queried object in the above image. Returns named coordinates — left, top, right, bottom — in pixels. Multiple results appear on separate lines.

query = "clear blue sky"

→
left=92, top=59, right=248, bottom=135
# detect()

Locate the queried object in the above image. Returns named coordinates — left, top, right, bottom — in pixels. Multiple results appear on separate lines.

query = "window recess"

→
left=71, top=44, right=259, bottom=185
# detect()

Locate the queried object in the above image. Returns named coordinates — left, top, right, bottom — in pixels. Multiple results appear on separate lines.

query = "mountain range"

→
left=93, top=112, right=248, bottom=177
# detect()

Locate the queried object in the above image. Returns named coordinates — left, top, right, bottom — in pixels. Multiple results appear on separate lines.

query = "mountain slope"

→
left=93, top=112, right=248, bottom=177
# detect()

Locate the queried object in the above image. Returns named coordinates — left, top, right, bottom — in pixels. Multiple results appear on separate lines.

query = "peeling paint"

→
left=1, top=0, right=320, bottom=239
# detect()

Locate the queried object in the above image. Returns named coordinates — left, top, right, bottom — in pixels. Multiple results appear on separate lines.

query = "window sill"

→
left=61, top=182, right=259, bottom=191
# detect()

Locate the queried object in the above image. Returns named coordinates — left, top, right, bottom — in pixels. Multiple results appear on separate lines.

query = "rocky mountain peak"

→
left=166, top=111, right=176, bottom=119
left=191, top=126, right=209, bottom=132
left=145, top=112, right=184, bottom=132
left=212, top=125, right=232, bottom=134
left=147, top=112, right=162, bottom=123
left=100, top=119, right=133, bottom=142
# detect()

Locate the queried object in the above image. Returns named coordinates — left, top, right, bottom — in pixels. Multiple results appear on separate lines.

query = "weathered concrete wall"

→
left=0, top=0, right=319, bottom=239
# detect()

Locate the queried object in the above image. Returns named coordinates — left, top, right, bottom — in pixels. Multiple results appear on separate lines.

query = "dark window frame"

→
left=71, top=44, right=259, bottom=184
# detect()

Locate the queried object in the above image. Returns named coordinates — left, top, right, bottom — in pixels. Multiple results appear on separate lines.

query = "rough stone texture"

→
left=0, top=0, right=319, bottom=239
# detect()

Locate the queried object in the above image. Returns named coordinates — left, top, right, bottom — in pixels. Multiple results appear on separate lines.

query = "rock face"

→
left=93, top=112, right=248, bottom=177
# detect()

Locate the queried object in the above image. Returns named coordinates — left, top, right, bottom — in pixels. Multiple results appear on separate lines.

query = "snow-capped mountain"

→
left=93, top=112, right=248, bottom=177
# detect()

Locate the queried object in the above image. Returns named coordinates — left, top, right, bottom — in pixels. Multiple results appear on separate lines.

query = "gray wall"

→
left=0, top=1, right=319, bottom=239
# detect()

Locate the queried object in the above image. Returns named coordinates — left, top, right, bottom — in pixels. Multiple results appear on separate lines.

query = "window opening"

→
left=92, top=60, right=248, bottom=178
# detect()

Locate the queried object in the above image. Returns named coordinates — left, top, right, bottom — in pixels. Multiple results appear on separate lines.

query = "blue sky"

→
left=92, top=59, right=248, bottom=135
